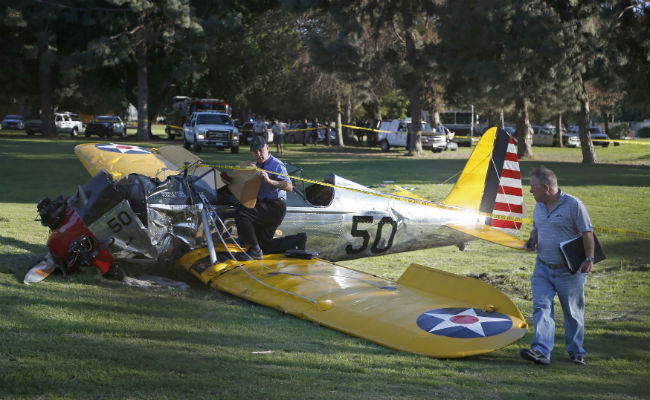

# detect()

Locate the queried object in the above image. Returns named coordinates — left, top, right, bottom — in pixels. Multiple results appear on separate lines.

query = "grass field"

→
left=1, top=130, right=649, bottom=399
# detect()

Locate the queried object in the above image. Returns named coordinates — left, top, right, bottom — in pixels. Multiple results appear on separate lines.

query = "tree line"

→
left=1, top=0, right=648, bottom=162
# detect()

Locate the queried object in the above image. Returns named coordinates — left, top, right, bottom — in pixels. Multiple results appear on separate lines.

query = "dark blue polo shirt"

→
left=256, top=154, right=290, bottom=200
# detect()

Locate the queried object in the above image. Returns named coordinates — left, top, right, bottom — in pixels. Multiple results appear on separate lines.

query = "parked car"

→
left=377, top=119, right=450, bottom=153
left=24, top=118, right=42, bottom=135
left=588, top=126, right=610, bottom=147
left=567, top=125, right=610, bottom=147
left=445, top=124, right=479, bottom=146
left=2, top=115, right=25, bottom=130
left=531, top=125, right=580, bottom=147
left=285, top=122, right=311, bottom=144
left=24, top=112, right=84, bottom=137
left=238, top=121, right=273, bottom=145
left=56, top=112, right=84, bottom=137
left=183, top=111, right=239, bottom=153
left=85, top=116, right=126, bottom=138
left=316, top=125, right=338, bottom=144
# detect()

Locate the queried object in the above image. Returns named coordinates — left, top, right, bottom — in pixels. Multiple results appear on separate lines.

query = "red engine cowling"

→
left=47, top=206, right=115, bottom=274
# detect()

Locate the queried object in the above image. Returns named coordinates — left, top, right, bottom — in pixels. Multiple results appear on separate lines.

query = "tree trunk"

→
left=499, top=110, right=505, bottom=128
left=345, top=94, right=352, bottom=142
left=433, top=110, right=441, bottom=125
left=136, top=32, right=150, bottom=140
left=336, top=97, right=345, bottom=147
left=37, top=31, right=55, bottom=138
left=402, top=2, right=421, bottom=156
left=555, top=114, right=564, bottom=148
left=515, top=97, right=533, bottom=158
left=578, top=98, right=596, bottom=164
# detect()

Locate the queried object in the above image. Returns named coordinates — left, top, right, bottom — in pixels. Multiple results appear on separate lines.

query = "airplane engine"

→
left=34, top=170, right=236, bottom=281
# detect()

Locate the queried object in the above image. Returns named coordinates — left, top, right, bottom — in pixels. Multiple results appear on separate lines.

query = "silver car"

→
left=532, top=125, right=580, bottom=147
left=1, top=115, right=25, bottom=130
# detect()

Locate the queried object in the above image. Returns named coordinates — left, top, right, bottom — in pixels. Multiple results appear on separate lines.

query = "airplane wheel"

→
left=380, top=140, right=390, bottom=152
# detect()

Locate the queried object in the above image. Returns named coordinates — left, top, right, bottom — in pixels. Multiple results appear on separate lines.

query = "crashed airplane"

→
left=26, top=127, right=529, bottom=358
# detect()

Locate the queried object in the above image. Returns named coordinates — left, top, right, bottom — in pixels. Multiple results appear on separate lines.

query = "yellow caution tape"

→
left=181, top=162, right=650, bottom=240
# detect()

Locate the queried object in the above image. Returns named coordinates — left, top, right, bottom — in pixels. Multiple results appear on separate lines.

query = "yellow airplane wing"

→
left=75, top=143, right=225, bottom=188
left=178, top=251, right=527, bottom=358
left=75, top=143, right=179, bottom=180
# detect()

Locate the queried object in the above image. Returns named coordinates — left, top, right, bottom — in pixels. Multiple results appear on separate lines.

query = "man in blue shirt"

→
left=234, top=136, right=305, bottom=259
left=520, top=166, right=595, bottom=366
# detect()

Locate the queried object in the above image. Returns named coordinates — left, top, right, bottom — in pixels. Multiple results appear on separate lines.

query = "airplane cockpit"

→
left=285, top=163, right=335, bottom=208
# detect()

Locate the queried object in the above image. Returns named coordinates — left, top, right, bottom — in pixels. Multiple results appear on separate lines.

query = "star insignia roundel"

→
left=416, top=307, right=512, bottom=338
left=95, top=143, right=151, bottom=154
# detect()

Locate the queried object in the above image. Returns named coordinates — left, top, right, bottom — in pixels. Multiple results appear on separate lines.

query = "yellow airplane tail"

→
left=442, top=127, right=526, bottom=245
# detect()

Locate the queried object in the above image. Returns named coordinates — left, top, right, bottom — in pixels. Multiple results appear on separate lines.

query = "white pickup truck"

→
left=377, top=118, right=454, bottom=153
left=56, top=112, right=84, bottom=137
left=25, top=112, right=84, bottom=137
left=183, top=111, right=240, bottom=153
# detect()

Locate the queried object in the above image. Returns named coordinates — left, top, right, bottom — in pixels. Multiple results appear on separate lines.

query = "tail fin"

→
left=442, top=127, right=525, bottom=235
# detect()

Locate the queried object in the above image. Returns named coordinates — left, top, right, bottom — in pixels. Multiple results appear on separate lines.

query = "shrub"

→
left=609, top=123, right=631, bottom=139
left=638, top=126, right=650, bottom=138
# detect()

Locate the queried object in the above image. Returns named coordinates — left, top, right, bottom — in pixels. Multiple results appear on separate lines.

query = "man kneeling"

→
left=234, top=136, right=305, bottom=259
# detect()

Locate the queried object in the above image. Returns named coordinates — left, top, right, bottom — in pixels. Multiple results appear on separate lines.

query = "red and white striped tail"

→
left=489, top=137, right=525, bottom=234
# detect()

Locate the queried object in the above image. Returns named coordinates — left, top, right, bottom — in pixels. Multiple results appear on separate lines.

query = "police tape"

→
left=339, top=124, right=650, bottom=145
left=150, top=120, right=650, bottom=146
left=181, top=162, right=650, bottom=240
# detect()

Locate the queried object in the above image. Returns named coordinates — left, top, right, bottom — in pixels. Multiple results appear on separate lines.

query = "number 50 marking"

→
left=345, top=215, right=397, bottom=255
left=107, top=211, right=133, bottom=233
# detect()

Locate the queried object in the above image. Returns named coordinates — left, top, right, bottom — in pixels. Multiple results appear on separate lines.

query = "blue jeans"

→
left=530, top=258, right=587, bottom=359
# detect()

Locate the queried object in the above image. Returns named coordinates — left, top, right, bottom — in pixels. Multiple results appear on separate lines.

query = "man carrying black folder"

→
left=520, top=166, right=595, bottom=366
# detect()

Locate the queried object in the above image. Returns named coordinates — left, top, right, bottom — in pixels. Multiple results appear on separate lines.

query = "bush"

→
left=637, top=126, right=650, bottom=138
left=609, top=123, right=631, bottom=139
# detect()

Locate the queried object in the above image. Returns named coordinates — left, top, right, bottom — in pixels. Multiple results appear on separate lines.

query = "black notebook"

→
left=559, top=234, right=606, bottom=273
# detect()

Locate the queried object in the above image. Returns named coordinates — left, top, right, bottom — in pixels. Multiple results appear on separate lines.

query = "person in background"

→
left=253, top=115, right=268, bottom=141
left=272, top=119, right=285, bottom=154
left=301, top=119, right=309, bottom=146
left=324, top=119, right=331, bottom=146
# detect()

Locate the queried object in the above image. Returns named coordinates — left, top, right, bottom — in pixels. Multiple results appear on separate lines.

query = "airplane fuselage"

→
left=277, top=174, right=476, bottom=261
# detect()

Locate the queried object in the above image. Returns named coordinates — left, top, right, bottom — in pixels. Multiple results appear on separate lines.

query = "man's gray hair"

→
left=530, top=166, right=558, bottom=190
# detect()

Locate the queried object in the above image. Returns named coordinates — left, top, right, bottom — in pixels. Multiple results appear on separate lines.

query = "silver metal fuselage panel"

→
left=278, top=175, right=475, bottom=261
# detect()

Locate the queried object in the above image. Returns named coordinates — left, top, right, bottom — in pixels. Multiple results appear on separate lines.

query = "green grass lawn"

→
left=1, top=133, right=649, bottom=399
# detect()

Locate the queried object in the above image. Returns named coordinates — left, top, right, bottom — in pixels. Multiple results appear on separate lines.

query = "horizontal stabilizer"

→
left=446, top=223, right=525, bottom=249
